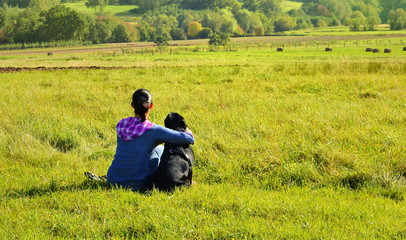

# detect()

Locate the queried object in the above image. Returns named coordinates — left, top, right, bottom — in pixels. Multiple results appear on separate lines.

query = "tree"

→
left=11, top=9, right=41, bottom=43
left=143, top=14, right=178, bottom=39
left=177, top=12, right=195, bottom=32
left=302, top=3, right=329, bottom=17
left=187, top=21, right=202, bottom=38
left=253, top=26, right=264, bottom=36
left=85, top=0, right=109, bottom=14
left=366, top=14, right=380, bottom=30
left=242, top=0, right=281, bottom=17
left=198, top=27, right=212, bottom=38
left=320, top=0, right=351, bottom=20
left=258, top=0, right=281, bottom=17
left=388, top=8, right=406, bottom=30
left=312, top=17, right=328, bottom=28
left=170, top=28, right=187, bottom=40
left=258, top=12, right=274, bottom=34
left=235, top=9, right=251, bottom=32
left=0, top=7, right=6, bottom=29
left=111, top=24, right=130, bottom=42
left=89, top=17, right=118, bottom=43
left=29, top=0, right=59, bottom=11
left=235, top=9, right=264, bottom=34
left=242, top=0, right=259, bottom=11
left=348, top=11, right=367, bottom=31
left=136, top=21, right=154, bottom=42
left=154, top=34, right=169, bottom=50
left=180, top=0, right=237, bottom=10
left=134, top=0, right=173, bottom=13
left=274, top=15, right=297, bottom=32
left=0, top=0, right=30, bottom=8
left=208, top=33, right=230, bottom=46
left=202, top=9, right=237, bottom=34
left=380, top=0, right=406, bottom=23
left=38, top=5, right=89, bottom=41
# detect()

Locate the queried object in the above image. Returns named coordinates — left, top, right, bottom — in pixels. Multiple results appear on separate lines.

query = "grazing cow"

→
left=372, top=49, right=380, bottom=53
left=403, top=47, right=406, bottom=51
left=325, top=47, right=332, bottom=51
left=366, top=48, right=372, bottom=52
left=384, top=49, right=391, bottom=53
left=276, top=48, right=283, bottom=52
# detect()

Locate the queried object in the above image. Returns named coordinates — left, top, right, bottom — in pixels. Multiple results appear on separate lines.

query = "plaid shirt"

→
left=116, top=117, right=155, bottom=141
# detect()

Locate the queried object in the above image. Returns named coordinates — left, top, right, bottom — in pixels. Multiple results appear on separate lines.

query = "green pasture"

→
left=0, top=36, right=405, bottom=68
left=281, top=0, right=303, bottom=12
left=287, top=25, right=406, bottom=36
left=0, top=38, right=405, bottom=239
left=62, top=1, right=137, bottom=16
left=62, top=0, right=303, bottom=17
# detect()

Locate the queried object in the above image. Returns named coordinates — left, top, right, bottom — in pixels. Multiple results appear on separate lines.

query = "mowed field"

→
left=0, top=34, right=405, bottom=239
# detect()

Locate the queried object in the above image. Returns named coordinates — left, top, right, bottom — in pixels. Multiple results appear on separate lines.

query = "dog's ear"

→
left=164, top=112, right=175, bottom=129
left=176, top=113, right=187, bottom=130
left=165, top=112, right=187, bottom=131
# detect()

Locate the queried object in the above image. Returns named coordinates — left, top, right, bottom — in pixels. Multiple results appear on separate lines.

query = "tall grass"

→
left=0, top=53, right=405, bottom=238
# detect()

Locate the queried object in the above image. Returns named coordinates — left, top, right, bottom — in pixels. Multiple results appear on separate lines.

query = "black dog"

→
left=151, top=112, right=194, bottom=191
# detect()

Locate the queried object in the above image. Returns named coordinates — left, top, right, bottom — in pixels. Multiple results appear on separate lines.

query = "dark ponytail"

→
left=132, top=89, right=152, bottom=122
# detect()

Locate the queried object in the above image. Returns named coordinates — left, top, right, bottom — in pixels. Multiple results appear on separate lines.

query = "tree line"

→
left=0, top=0, right=405, bottom=45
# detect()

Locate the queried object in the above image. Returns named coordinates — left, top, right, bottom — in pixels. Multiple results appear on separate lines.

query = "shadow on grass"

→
left=1, top=180, right=128, bottom=200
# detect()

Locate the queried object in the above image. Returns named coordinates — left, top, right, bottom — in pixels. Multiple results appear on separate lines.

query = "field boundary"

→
left=0, top=34, right=405, bottom=56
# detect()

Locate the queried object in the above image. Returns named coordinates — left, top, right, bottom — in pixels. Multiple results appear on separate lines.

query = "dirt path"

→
left=0, top=66, right=122, bottom=73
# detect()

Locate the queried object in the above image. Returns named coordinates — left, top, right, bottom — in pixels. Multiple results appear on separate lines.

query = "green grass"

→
left=288, top=25, right=406, bottom=36
left=1, top=39, right=405, bottom=68
left=0, top=39, right=405, bottom=238
left=62, top=0, right=303, bottom=17
left=2, top=185, right=405, bottom=239
left=281, top=0, right=303, bottom=12
left=62, top=1, right=137, bottom=16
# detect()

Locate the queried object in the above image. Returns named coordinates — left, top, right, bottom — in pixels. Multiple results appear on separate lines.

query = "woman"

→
left=107, top=89, right=194, bottom=191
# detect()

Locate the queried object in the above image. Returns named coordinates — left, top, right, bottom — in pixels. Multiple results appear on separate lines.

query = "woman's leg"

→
left=143, top=144, right=165, bottom=190
left=148, top=144, right=164, bottom=171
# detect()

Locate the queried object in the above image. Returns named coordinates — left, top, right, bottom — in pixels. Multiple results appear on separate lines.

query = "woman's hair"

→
left=132, top=89, right=152, bottom=122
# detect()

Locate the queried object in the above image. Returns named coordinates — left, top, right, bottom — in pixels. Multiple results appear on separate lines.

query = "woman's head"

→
left=131, top=89, right=153, bottom=122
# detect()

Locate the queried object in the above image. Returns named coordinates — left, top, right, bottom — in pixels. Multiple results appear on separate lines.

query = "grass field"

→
left=0, top=33, right=405, bottom=68
left=288, top=25, right=406, bottom=36
left=0, top=35, right=405, bottom=238
left=281, top=0, right=303, bottom=12
left=62, top=1, right=137, bottom=17
left=62, top=0, right=303, bottom=18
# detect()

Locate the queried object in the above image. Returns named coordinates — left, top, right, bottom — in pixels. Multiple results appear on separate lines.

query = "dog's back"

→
left=152, top=112, right=194, bottom=191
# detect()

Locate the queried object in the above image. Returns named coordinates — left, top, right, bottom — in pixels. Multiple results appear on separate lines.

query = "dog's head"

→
left=164, top=112, right=187, bottom=132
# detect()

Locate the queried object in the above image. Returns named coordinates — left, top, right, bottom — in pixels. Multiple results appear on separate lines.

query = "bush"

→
left=170, top=28, right=187, bottom=40
left=388, top=8, right=406, bottom=30
left=198, top=27, right=213, bottom=39
left=274, top=15, right=297, bottom=32
left=111, top=24, right=130, bottom=43
left=253, top=26, right=264, bottom=36
left=348, top=11, right=367, bottom=31
left=187, top=21, right=202, bottom=38
left=208, top=33, right=230, bottom=46
left=154, top=34, right=169, bottom=50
